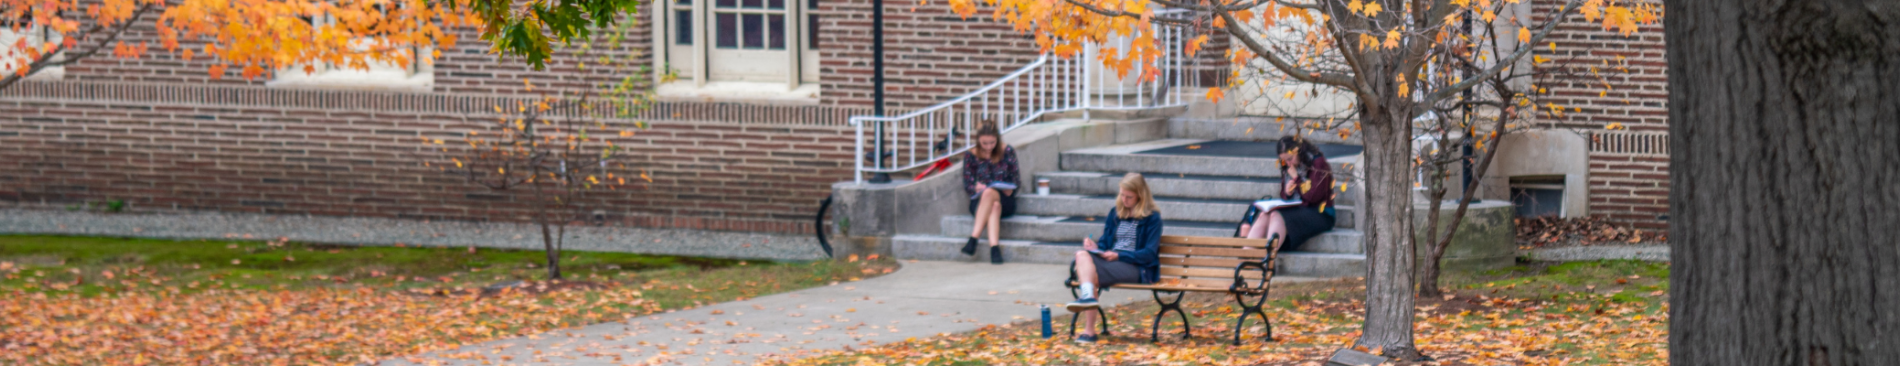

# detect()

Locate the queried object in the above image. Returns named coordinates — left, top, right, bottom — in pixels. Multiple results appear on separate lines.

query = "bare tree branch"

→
left=1418, top=0, right=1585, bottom=115
left=1216, top=10, right=1356, bottom=89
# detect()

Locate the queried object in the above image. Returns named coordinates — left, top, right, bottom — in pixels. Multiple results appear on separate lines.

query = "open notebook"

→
left=1253, top=198, right=1302, bottom=211
left=972, top=182, right=1018, bottom=199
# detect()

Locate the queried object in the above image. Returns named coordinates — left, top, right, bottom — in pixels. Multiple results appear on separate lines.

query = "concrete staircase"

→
left=893, top=137, right=1372, bottom=278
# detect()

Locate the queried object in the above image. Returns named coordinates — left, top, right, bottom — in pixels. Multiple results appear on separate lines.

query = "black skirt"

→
left=967, top=192, right=1017, bottom=217
left=1089, top=256, right=1145, bottom=287
left=1278, top=205, right=1336, bottom=251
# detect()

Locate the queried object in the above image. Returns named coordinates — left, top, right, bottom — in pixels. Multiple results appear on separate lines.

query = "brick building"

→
left=1, top=0, right=1670, bottom=238
left=1530, top=0, right=1671, bottom=230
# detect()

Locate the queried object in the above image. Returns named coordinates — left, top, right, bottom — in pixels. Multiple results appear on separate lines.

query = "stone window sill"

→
left=657, top=81, right=819, bottom=105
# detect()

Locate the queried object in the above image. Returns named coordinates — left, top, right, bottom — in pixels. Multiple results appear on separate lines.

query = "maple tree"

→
left=1, top=0, right=641, bottom=92
left=951, top=0, right=1658, bottom=358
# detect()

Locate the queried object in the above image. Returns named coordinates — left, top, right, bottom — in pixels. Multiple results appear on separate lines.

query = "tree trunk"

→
left=1357, top=105, right=1421, bottom=358
left=539, top=218, right=562, bottom=280
left=1665, top=0, right=1900, bottom=364
left=1419, top=112, right=1512, bottom=297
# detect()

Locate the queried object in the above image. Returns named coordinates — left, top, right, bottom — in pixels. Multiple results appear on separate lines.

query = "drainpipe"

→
left=867, top=0, right=892, bottom=184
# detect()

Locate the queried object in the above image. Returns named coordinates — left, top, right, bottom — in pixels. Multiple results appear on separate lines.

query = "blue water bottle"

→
left=1040, top=304, right=1054, bottom=338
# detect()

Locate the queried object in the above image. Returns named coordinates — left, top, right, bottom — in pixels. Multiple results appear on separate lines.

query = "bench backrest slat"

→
left=1154, top=235, right=1274, bottom=288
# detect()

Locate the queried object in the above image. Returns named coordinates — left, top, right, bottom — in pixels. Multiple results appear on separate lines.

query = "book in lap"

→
left=973, top=181, right=1019, bottom=199
left=1254, top=198, right=1302, bottom=211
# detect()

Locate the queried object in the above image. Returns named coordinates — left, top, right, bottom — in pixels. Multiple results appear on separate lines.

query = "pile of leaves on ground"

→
left=773, top=261, right=1669, bottom=366
left=3, top=277, right=655, bottom=365
left=1516, top=216, right=1666, bottom=248
left=0, top=235, right=897, bottom=365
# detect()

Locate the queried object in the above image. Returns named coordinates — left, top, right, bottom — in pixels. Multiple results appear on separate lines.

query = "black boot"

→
left=961, top=237, right=979, bottom=256
left=990, top=245, right=1004, bottom=264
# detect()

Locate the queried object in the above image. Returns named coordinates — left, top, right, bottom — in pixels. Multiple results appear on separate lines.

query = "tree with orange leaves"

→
left=1, top=0, right=642, bottom=90
left=950, top=0, right=1658, bottom=358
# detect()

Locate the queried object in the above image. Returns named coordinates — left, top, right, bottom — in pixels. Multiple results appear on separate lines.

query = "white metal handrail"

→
left=852, top=10, right=1202, bottom=183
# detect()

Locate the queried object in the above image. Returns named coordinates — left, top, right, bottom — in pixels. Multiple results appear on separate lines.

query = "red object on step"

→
left=913, top=158, right=955, bottom=181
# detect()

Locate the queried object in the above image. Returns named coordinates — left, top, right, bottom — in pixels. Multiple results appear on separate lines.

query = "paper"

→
left=1254, top=198, right=1303, bottom=211
left=973, top=181, right=1019, bottom=199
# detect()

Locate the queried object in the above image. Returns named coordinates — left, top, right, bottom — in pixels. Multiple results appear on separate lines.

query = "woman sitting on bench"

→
left=1063, top=173, right=1163, bottom=344
left=1238, top=136, right=1336, bottom=251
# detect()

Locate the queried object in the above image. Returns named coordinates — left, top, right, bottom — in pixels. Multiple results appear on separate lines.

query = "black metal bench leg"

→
left=1230, top=289, right=1273, bottom=345
left=1149, top=290, right=1189, bottom=343
left=1064, top=261, right=1113, bottom=338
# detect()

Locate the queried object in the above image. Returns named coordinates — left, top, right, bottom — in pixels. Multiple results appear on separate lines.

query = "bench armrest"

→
left=1230, top=261, right=1271, bottom=293
left=1229, top=233, right=1281, bottom=293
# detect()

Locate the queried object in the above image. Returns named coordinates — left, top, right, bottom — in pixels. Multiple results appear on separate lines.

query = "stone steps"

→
left=891, top=234, right=1367, bottom=278
left=1012, top=193, right=1355, bottom=229
left=1060, top=139, right=1280, bottom=178
left=940, top=215, right=1364, bottom=254
left=1057, top=139, right=1364, bottom=179
left=895, top=138, right=1372, bottom=279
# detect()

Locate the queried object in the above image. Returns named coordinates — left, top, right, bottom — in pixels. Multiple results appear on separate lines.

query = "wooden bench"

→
left=1065, top=234, right=1282, bottom=345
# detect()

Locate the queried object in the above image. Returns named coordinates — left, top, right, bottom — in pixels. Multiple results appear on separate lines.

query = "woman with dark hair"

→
left=960, top=122, right=1019, bottom=264
left=1238, top=136, right=1336, bottom=251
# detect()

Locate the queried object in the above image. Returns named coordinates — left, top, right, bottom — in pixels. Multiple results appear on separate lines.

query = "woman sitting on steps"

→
left=1063, top=173, right=1163, bottom=344
left=1237, top=135, right=1337, bottom=252
left=960, top=122, right=1019, bottom=264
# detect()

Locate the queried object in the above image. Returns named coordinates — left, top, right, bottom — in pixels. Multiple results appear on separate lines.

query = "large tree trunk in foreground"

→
left=1357, top=105, right=1420, bottom=358
left=1666, top=0, right=1899, bottom=364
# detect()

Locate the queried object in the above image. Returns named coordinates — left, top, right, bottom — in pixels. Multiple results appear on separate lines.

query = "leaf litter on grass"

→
left=0, top=235, right=899, bottom=365
left=771, top=262, right=1669, bottom=366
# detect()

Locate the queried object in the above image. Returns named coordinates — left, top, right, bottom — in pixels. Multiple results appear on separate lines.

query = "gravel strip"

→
left=1520, top=245, right=1670, bottom=262
left=0, top=208, right=828, bottom=261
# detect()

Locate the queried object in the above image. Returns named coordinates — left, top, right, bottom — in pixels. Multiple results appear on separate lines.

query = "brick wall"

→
left=816, top=0, right=1044, bottom=110
left=61, top=4, right=654, bottom=97
left=3, top=1, right=1229, bottom=235
left=815, top=1, right=1235, bottom=111
left=1531, top=0, right=1670, bottom=230
left=0, top=82, right=866, bottom=234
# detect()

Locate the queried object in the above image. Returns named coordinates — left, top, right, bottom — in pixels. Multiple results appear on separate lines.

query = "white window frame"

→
left=266, top=4, right=434, bottom=92
left=652, top=0, right=817, bottom=96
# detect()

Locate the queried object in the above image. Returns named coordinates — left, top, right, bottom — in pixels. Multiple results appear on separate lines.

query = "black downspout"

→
left=867, top=0, right=892, bottom=183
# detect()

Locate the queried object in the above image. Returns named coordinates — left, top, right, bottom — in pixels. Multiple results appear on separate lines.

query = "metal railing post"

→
left=854, top=120, right=865, bottom=184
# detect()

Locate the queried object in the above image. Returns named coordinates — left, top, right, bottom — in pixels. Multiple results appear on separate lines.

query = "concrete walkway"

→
left=381, top=261, right=1156, bottom=366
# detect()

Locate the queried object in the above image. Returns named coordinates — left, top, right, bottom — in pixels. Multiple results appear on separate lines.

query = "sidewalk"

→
left=380, top=260, right=1149, bottom=365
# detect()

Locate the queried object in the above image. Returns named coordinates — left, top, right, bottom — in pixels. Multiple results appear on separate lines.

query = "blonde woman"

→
left=960, top=123, right=1020, bottom=264
left=1064, top=173, right=1163, bottom=344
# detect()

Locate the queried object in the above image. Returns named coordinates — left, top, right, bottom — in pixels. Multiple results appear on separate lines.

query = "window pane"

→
left=807, top=14, right=819, bottom=49
left=767, top=0, right=784, bottom=9
left=768, top=15, right=785, bottom=49
left=717, top=0, right=735, bottom=8
left=742, top=14, right=763, bottom=49
left=742, top=0, right=762, bottom=8
left=717, top=13, right=738, bottom=48
left=675, top=10, right=693, bottom=45
left=808, top=0, right=818, bottom=9
left=675, top=0, right=689, bottom=5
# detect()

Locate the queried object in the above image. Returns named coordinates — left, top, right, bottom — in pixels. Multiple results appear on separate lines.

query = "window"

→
left=656, top=0, right=818, bottom=92
left=0, top=18, right=66, bottom=81
left=266, top=3, right=433, bottom=92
